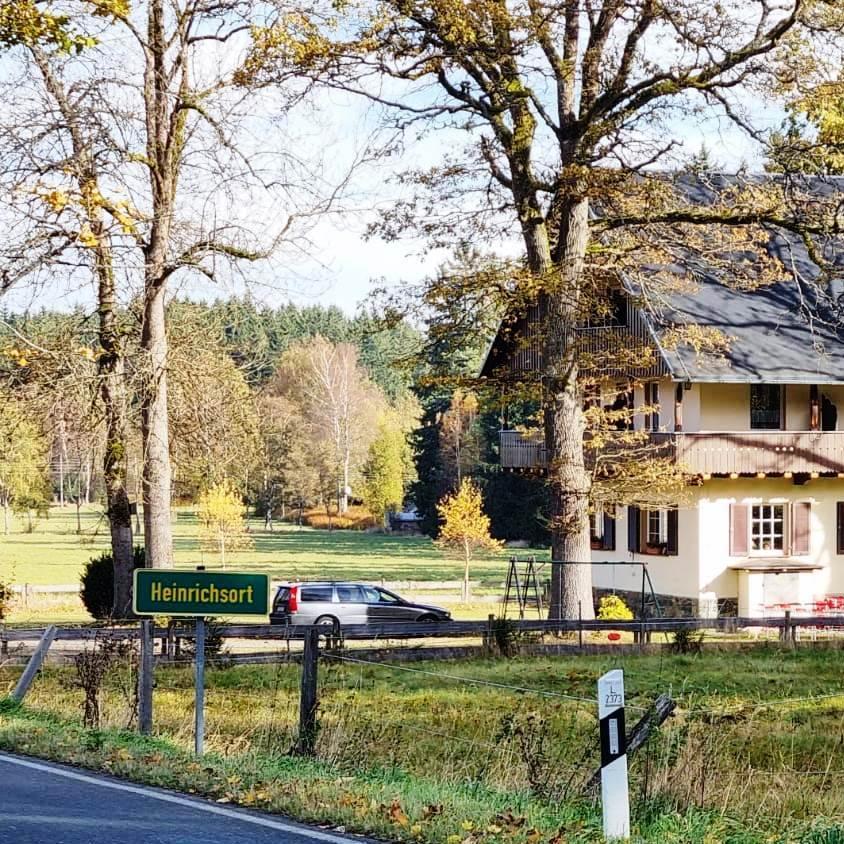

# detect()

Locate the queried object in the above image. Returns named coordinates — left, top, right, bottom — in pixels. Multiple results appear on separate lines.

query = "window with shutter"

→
left=791, top=502, right=811, bottom=556
left=666, top=509, right=679, bottom=556
left=627, top=506, right=640, bottom=553
left=730, top=504, right=749, bottom=556
left=602, top=507, right=616, bottom=552
left=838, top=503, right=844, bottom=555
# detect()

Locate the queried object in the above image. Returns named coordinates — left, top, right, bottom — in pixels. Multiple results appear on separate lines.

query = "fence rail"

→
left=2, top=614, right=840, bottom=646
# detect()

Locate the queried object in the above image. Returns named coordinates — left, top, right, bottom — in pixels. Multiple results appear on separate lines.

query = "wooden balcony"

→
left=499, top=430, right=844, bottom=475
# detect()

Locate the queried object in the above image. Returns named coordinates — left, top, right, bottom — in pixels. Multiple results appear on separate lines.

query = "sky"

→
left=0, top=6, right=790, bottom=319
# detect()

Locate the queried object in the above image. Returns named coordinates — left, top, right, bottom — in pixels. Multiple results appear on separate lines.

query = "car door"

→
left=364, top=586, right=414, bottom=623
left=297, top=584, right=336, bottom=625
left=335, top=584, right=368, bottom=625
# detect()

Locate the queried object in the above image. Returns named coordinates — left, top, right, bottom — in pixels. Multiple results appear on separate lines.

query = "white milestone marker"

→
left=598, top=669, right=630, bottom=841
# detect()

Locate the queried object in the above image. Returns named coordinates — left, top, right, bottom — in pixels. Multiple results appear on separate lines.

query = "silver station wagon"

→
left=269, top=581, right=451, bottom=631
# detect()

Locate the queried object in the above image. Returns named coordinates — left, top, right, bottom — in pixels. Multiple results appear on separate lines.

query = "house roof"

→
left=481, top=173, right=844, bottom=385
left=649, top=174, right=844, bottom=384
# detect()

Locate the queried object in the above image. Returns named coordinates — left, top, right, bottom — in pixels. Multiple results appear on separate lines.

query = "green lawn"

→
left=0, top=505, right=530, bottom=588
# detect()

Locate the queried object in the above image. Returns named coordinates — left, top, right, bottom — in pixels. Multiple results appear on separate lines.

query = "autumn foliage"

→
left=437, top=479, right=502, bottom=601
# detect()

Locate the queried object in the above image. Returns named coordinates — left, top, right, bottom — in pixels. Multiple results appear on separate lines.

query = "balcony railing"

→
left=499, top=430, right=844, bottom=475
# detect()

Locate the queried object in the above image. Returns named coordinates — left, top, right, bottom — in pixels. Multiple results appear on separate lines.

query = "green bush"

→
left=597, top=594, right=634, bottom=621
left=0, top=579, right=13, bottom=621
left=80, top=546, right=145, bottom=620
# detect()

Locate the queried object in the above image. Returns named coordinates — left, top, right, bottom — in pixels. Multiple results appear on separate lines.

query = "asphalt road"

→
left=0, top=752, right=366, bottom=844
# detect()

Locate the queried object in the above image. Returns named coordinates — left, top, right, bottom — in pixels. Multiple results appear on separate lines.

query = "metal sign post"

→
left=132, top=568, right=271, bottom=754
left=598, top=669, right=630, bottom=841
left=194, top=617, right=206, bottom=756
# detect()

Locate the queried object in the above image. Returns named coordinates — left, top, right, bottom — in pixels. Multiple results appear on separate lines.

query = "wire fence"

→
left=5, top=627, right=844, bottom=823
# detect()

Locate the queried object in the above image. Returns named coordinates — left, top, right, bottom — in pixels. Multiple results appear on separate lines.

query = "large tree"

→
left=1, top=1, right=324, bottom=577
left=242, top=0, right=843, bottom=618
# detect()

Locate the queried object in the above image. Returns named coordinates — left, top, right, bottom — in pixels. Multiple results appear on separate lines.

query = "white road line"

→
left=0, top=752, right=359, bottom=844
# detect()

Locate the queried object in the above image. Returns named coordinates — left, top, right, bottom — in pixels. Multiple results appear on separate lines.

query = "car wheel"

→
left=315, top=615, right=340, bottom=634
left=417, top=614, right=440, bottom=623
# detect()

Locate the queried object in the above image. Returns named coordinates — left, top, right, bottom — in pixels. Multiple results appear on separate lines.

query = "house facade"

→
left=483, top=189, right=844, bottom=616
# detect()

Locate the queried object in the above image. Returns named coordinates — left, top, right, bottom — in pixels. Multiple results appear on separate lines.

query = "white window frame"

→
left=749, top=503, right=786, bottom=555
left=646, top=508, right=668, bottom=546
left=590, top=507, right=605, bottom=542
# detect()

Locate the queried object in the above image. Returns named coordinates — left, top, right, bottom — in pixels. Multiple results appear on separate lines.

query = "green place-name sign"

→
left=133, top=569, right=270, bottom=617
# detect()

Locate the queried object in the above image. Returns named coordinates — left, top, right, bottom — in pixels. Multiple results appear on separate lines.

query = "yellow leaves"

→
left=77, top=225, right=98, bottom=248
left=87, top=0, right=130, bottom=19
left=42, top=189, right=69, bottom=212
left=2, top=346, right=35, bottom=368
left=436, top=478, right=502, bottom=553
left=447, top=837, right=462, bottom=844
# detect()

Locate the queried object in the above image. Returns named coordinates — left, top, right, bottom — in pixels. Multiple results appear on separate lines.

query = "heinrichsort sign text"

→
left=133, top=569, right=270, bottom=617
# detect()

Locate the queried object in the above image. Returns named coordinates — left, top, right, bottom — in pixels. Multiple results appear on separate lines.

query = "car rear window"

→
left=336, top=585, right=365, bottom=602
left=273, top=587, right=290, bottom=610
left=300, top=585, right=334, bottom=602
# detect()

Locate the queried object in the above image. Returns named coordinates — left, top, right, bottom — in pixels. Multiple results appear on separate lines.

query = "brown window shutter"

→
left=602, top=506, right=616, bottom=551
left=627, top=506, right=640, bottom=553
left=730, top=504, right=749, bottom=556
left=792, top=501, right=811, bottom=556
left=838, top=503, right=844, bottom=555
left=666, top=508, right=678, bottom=556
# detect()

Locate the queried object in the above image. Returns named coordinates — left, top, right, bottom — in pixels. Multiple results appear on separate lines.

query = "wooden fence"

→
left=0, top=612, right=834, bottom=651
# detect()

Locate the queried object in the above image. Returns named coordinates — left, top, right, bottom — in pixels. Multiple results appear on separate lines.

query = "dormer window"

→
left=750, top=384, right=782, bottom=430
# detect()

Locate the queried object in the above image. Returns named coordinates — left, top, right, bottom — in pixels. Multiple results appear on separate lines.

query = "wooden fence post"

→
left=10, top=625, right=57, bottom=702
left=296, top=627, right=320, bottom=755
left=485, top=613, right=495, bottom=653
left=780, top=610, right=795, bottom=648
left=587, top=692, right=675, bottom=791
left=578, top=601, right=584, bottom=649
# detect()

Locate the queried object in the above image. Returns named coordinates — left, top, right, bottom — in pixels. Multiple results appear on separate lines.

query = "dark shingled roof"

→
left=646, top=174, right=844, bottom=384
left=479, top=173, right=844, bottom=384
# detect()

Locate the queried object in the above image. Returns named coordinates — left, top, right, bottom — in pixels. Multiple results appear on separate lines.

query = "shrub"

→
left=597, top=594, right=634, bottom=622
left=299, top=505, right=375, bottom=531
left=0, top=579, right=13, bottom=621
left=179, top=618, right=229, bottom=667
left=80, top=546, right=145, bottom=620
left=670, top=626, right=704, bottom=655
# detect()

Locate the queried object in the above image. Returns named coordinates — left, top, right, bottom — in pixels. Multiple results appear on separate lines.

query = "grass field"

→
left=0, top=505, right=534, bottom=623
left=0, top=505, right=524, bottom=586
left=3, top=647, right=844, bottom=842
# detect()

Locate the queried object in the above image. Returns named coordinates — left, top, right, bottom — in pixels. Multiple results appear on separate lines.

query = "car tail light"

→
left=288, top=586, right=299, bottom=613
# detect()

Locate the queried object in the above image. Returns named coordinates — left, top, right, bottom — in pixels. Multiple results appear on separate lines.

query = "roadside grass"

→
left=4, top=649, right=844, bottom=841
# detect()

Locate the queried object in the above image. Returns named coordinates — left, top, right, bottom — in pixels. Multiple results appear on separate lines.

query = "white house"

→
left=482, top=177, right=844, bottom=617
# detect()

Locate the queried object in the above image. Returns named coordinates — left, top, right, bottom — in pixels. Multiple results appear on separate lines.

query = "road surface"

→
left=0, top=752, right=367, bottom=844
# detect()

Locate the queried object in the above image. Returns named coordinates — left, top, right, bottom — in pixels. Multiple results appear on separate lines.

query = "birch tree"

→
left=242, top=0, right=844, bottom=618
left=270, top=336, right=385, bottom=513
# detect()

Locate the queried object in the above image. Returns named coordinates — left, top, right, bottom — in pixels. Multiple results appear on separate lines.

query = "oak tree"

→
left=243, top=0, right=843, bottom=618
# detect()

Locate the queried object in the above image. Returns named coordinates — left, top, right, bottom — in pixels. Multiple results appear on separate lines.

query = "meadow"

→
left=0, top=505, right=522, bottom=587
left=3, top=647, right=844, bottom=843
left=0, top=505, right=528, bottom=622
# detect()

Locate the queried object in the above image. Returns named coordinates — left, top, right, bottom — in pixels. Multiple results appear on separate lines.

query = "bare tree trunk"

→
left=544, top=199, right=594, bottom=620
left=32, top=48, right=136, bottom=616
left=463, top=540, right=471, bottom=603
left=2, top=501, right=9, bottom=535
left=140, top=284, right=173, bottom=568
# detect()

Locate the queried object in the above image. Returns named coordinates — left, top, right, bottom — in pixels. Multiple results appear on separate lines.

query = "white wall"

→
left=593, top=498, right=703, bottom=600
left=593, top=477, right=844, bottom=607
left=699, top=383, right=749, bottom=431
